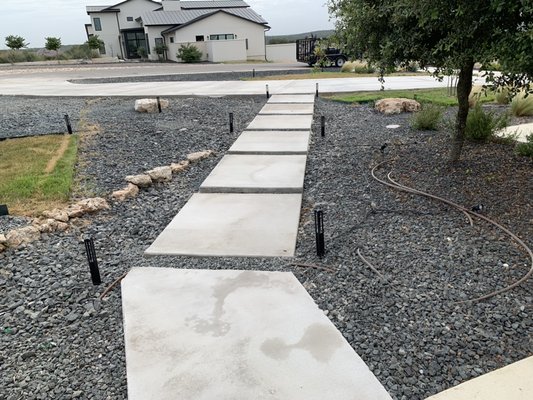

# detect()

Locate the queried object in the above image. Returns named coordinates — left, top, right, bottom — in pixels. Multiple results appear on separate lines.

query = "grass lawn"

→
left=327, top=87, right=496, bottom=106
left=0, top=134, right=78, bottom=216
left=243, top=71, right=426, bottom=81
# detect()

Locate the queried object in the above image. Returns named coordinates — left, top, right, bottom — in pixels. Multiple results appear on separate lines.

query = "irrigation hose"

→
left=371, top=160, right=533, bottom=303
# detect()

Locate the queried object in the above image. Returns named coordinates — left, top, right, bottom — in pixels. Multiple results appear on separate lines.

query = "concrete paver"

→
left=259, top=103, right=314, bottom=114
left=144, top=193, right=302, bottom=257
left=246, top=114, right=313, bottom=131
left=267, top=94, right=316, bottom=103
left=425, top=356, right=533, bottom=400
left=199, top=154, right=307, bottom=193
left=496, top=122, right=533, bottom=143
left=122, top=268, right=393, bottom=400
left=228, top=130, right=310, bottom=154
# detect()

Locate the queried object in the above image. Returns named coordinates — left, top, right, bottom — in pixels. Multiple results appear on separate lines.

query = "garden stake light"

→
left=84, top=238, right=101, bottom=285
left=321, top=116, right=326, bottom=137
left=229, top=112, right=234, bottom=133
left=314, top=210, right=325, bottom=258
left=64, top=114, right=73, bottom=134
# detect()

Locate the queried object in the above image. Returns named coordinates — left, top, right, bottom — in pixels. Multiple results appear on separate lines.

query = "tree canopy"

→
left=45, top=37, right=61, bottom=53
left=5, top=35, right=28, bottom=50
left=328, top=0, right=533, bottom=161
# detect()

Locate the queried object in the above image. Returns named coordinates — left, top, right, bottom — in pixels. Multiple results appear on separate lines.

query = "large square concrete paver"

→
left=144, top=193, right=302, bottom=257
left=246, top=114, right=313, bottom=130
left=122, top=268, right=393, bottom=400
left=228, top=130, right=310, bottom=154
left=199, top=154, right=307, bottom=193
left=259, top=103, right=314, bottom=115
left=268, top=94, right=316, bottom=103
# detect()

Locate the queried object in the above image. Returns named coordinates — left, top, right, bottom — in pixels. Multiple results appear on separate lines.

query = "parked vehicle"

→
left=296, top=37, right=348, bottom=67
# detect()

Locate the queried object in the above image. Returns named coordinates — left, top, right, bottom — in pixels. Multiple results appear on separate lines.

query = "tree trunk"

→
left=449, top=59, right=475, bottom=162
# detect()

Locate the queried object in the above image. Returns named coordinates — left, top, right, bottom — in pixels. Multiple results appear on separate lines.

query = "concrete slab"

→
left=426, top=356, right=533, bottom=400
left=122, top=268, right=393, bottom=400
left=144, top=193, right=302, bottom=257
left=199, top=154, right=307, bottom=193
left=267, top=94, right=316, bottom=103
left=496, top=122, right=533, bottom=143
left=259, top=103, right=314, bottom=115
left=246, top=114, right=313, bottom=131
left=228, top=130, right=310, bottom=155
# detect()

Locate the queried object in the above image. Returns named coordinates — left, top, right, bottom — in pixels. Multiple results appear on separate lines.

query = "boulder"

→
left=146, top=166, right=172, bottom=182
left=0, top=244, right=5, bottom=253
left=112, top=183, right=139, bottom=201
left=170, top=160, right=190, bottom=173
left=125, top=174, right=152, bottom=188
left=35, top=219, right=69, bottom=233
left=75, top=198, right=110, bottom=213
left=187, top=150, right=215, bottom=163
left=0, top=234, right=6, bottom=245
left=375, top=98, right=421, bottom=115
left=6, top=226, right=41, bottom=247
left=43, top=208, right=69, bottom=223
left=134, top=98, right=170, bottom=113
left=65, top=204, right=85, bottom=218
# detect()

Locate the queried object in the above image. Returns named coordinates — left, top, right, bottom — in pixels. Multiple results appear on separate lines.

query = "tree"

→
left=45, top=37, right=61, bottom=62
left=5, top=35, right=28, bottom=50
left=328, top=0, right=533, bottom=162
left=153, top=43, right=168, bottom=61
left=86, top=35, right=104, bottom=58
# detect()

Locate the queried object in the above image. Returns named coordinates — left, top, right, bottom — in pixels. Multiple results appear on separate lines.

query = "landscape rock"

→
left=0, top=243, right=5, bottom=253
left=187, top=150, right=215, bottom=163
left=0, top=234, right=6, bottom=245
left=146, top=166, right=172, bottom=182
left=125, top=174, right=152, bottom=188
left=6, top=226, right=41, bottom=247
left=42, top=208, right=69, bottom=223
left=375, top=98, right=421, bottom=115
left=35, top=219, right=69, bottom=233
left=65, top=204, right=85, bottom=218
left=134, top=98, right=169, bottom=113
left=75, top=198, right=110, bottom=213
left=112, top=183, right=140, bottom=201
left=170, top=160, right=190, bottom=173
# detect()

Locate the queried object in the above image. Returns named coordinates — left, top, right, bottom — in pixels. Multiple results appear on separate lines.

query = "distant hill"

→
left=266, top=30, right=335, bottom=44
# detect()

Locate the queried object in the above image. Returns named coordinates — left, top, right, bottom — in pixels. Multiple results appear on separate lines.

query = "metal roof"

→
left=86, top=5, right=112, bottom=12
left=141, top=7, right=267, bottom=26
left=179, top=1, right=249, bottom=9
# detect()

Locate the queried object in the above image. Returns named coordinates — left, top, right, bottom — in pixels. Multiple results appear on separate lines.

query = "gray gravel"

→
left=0, top=95, right=532, bottom=400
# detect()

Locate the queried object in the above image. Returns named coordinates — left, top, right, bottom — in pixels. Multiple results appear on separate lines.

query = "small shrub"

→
left=510, top=92, right=533, bottom=117
left=495, top=86, right=511, bottom=104
left=515, top=134, right=533, bottom=157
left=63, top=44, right=91, bottom=59
left=340, top=60, right=374, bottom=73
left=177, top=43, right=202, bottom=63
left=465, top=104, right=508, bottom=141
left=411, top=104, right=443, bottom=130
left=136, top=46, right=147, bottom=59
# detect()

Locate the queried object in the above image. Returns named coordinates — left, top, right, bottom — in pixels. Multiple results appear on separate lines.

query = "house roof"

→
left=179, top=1, right=249, bottom=9
left=87, top=0, right=160, bottom=14
left=141, top=7, right=267, bottom=26
left=86, top=5, right=117, bottom=13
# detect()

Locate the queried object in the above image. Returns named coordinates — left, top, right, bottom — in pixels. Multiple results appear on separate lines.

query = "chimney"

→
left=162, top=0, right=182, bottom=11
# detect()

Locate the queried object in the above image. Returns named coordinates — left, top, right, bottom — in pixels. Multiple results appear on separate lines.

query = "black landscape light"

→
left=84, top=238, right=102, bottom=285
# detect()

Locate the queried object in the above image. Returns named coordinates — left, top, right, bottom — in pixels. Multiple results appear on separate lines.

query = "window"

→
left=170, top=37, right=174, bottom=43
left=196, top=35, right=204, bottom=42
left=127, top=17, right=133, bottom=21
left=94, top=17, right=102, bottom=31
left=209, top=34, right=235, bottom=40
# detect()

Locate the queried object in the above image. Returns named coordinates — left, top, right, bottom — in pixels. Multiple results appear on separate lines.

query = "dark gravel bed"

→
left=0, top=96, right=532, bottom=400
left=68, top=68, right=328, bottom=85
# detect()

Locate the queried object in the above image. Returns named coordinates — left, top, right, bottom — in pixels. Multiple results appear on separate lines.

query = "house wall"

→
left=266, top=43, right=297, bottom=62
left=145, top=25, right=174, bottom=61
left=207, top=40, right=247, bottom=62
left=89, top=13, right=121, bottom=57
left=167, top=42, right=208, bottom=62
left=166, top=12, right=267, bottom=60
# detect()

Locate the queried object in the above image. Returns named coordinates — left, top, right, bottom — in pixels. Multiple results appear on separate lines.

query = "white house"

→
left=85, top=0, right=270, bottom=62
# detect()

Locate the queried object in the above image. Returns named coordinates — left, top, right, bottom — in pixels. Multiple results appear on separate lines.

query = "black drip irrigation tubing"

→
left=371, top=159, right=533, bottom=304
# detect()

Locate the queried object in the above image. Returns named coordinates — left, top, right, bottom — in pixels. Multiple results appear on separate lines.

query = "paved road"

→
left=0, top=62, right=483, bottom=96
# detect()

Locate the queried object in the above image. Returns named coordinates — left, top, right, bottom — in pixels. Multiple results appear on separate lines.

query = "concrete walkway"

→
left=496, top=122, right=533, bottom=143
left=121, top=268, right=393, bottom=400
left=145, top=94, right=313, bottom=257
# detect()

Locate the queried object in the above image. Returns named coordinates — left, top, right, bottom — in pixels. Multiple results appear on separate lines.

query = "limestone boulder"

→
left=65, top=204, right=85, bottom=218
left=146, top=166, right=172, bottom=182
left=43, top=208, right=69, bottom=223
left=75, top=198, right=110, bottom=214
left=125, top=174, right=152, bottom=188
left=375, top=98, right=421, bottom=115
left=35, top=218, right=69, bottom=233
left=187, top=150, right=215, bottom=163
left=134, top=98, right=170, bottom=113
left=170, top=160, right=190, bottom=174
left=112, top=183, right=140, bottom=201
left=6, top=226, right=41, bottom=247
left=0, top=234, right=6, bottom=245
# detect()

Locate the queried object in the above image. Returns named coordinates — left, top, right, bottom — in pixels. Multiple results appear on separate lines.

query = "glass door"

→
left=124, top=30, right=146, bottom=59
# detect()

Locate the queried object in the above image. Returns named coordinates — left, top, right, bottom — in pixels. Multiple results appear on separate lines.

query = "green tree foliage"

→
left=328, top=0, right=533, bottom=161
left=86, top=35, right=104, bottom=58
left=177, top=43, right=202, bottom=63
left=5, top=35, right=28, bottom=50
left=45, top=37, right=61, bottom=52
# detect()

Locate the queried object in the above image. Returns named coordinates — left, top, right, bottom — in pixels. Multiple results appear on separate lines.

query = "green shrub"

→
left=136, top=46, right=147, bottom=59
left=510, top=92, right=533, bottom=117
left=177, top=43, right=202, bottom=63
left=411, top=104, right=443, bottom=130
left=465, top=104, right=508, bottom=141
left=516, top=134, right=533, bottom=157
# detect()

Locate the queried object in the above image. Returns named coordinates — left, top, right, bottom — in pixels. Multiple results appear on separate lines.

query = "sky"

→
left=0, top=0, right=334, bottom=49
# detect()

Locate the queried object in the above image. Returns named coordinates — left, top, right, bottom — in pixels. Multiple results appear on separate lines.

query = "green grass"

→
left=0, top=134, right=78, bottom=215
left=328, top=88, right=496, bottom=106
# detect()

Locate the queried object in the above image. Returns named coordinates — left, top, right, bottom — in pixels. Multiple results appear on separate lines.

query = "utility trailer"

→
left=296, top=37, right=348, bottom=67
